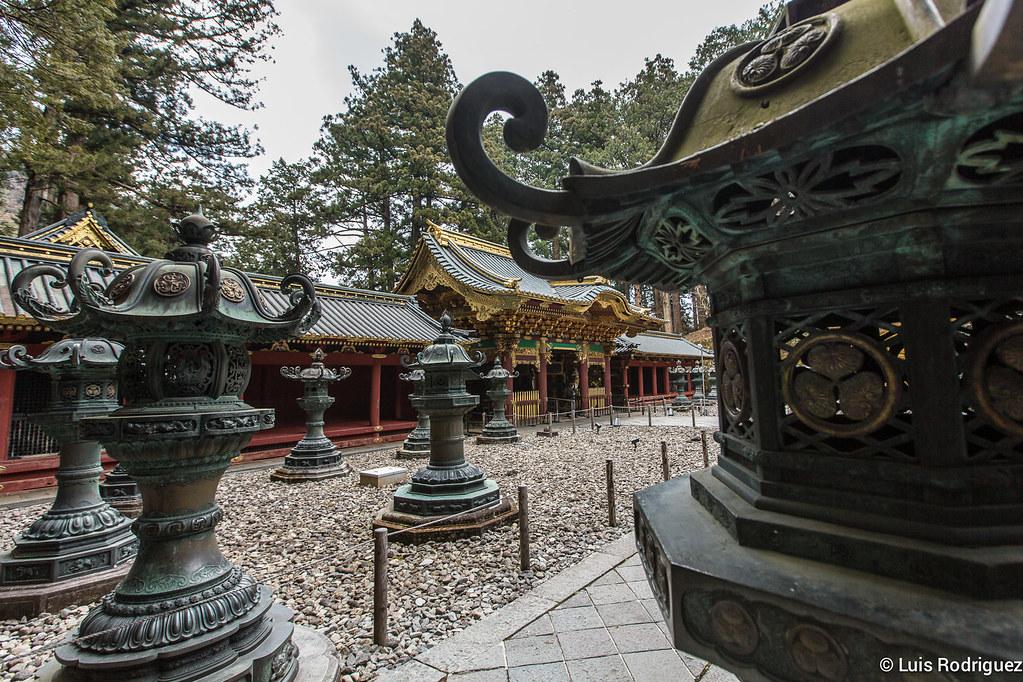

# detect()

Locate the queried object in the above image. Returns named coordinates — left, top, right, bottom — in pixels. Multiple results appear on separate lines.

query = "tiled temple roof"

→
left=399, top=224, right=650, bottom=312
left=616, top=331, right=709, bottom=359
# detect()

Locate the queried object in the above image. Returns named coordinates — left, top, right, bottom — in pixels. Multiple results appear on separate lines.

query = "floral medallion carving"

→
left=709, top=599, right=759, bottom=656
left=719, top=337, right=750, bottom=424
left=965, top=320, right=1023, bottom=436
left=85, top=383, right=102, bottom=398
left=153, top=271, right=190, bottom=297
left=61, top=383, right=77, bottom=399
left=786, top=624, right=848, bottom=681
left=651, top=215, right=712, bottom=266
left=732, top=14, right=841, bottom=95
left=781, top=331, right=900, bottom=436
left=106, top=271, right=134, bottom=302
left=162, top=343, right=215, bottom=397
left=220, top=277, right=246, bottom=303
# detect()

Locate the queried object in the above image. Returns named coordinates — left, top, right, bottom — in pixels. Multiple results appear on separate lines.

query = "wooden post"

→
left=373, top=527, right=388, bottom=646
left=518, top=485, right=530, bottom=571
left=571, top=408, right=576, bottom=434
left=701, top=431, right=709, bottom=468
left=606, top=459, right=617, bottom=527
left=691, top=405, right=696, bottom=428
left=648, top=407, right=652, bottom=427
left=589, top=407, right=595, bottom=429
left=661, top=440, right=669, bottom=481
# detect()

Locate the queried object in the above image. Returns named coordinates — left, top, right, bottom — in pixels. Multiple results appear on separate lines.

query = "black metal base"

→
left=477, top=418, right=520, bottom=444
left=634, top=473, right=1023, bottom=682
left=40, top=587, right=298, bottom=682
left=697, top=464, right=1023, bottom=598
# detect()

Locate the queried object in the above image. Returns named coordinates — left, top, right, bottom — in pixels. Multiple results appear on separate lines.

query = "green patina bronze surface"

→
left=17, top=209, right=320, bottom=681
left=448, top=0, right=1023, bottom=676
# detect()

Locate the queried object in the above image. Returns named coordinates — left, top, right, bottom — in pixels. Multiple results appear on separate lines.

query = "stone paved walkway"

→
left=377, top=532, right=739, bottom=682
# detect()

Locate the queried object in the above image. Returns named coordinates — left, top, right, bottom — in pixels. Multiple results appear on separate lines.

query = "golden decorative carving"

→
left=720, top=337, right=750, bottom=424
left=781, top=331, right=900, bottom=436
left=965, top=320, right=1023, bottom=436
left=220, top=277, right=246, bottom=303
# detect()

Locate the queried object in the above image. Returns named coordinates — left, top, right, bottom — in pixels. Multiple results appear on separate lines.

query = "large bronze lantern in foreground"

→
left=448, top=0, right=1023, bottom=676
left=0, top=339, right=136, bottom=618
left=14, top=209, right=321, bottom=681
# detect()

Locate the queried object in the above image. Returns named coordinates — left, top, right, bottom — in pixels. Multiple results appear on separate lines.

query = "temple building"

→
left=396, top=224, right=698, bottom=418
left=1, top=212, right=704, bottom=492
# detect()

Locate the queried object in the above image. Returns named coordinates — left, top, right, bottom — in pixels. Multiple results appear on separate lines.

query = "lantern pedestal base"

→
left=0, top=562, right=131, bottom=620
left=476, top=434, right=520, bottom=444
left=271, top=438, right=351, bottom=483
left=634, top=474, right=1023, bottom=682
left=374, top=493, right=518, bottom=543
left=39, top=587, right=303, bottom=682
left=395, top=445, right=430, bottom=459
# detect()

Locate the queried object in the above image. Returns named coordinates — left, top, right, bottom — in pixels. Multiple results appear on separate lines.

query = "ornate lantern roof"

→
left=12, top=207, right=320, bottom=343
left=446, top=0, right=1023, bottom=294
left=410, top=311, right=481, bottom=369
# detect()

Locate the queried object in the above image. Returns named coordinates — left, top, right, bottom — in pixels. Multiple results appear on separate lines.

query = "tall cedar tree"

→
left=231, top=158, right=330, bottom=278
left=313, top=20, right=503, bottom=291
left=2, top=0, right=278, bottom=255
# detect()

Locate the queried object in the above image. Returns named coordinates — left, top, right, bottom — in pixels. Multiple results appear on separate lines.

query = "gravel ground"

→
left=0, top=422, right=718, bottom=681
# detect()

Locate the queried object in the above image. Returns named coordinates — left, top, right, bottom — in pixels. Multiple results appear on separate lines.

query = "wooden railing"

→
left=512, top=389, right=540, bottom=421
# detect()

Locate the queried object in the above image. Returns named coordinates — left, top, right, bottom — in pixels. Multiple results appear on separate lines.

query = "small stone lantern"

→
left=271, top=347, right=352, bottom=482
left=668, top=360, right=692, bottom=408
left=476, top=357, right=520, bottom=444
left=15, top=208, right=325, bottom=681
left=396, top=368, right=431, bottom=458
left=375, top=312, right=516, bottom=540
left=0, top=339, right=137, bottom=619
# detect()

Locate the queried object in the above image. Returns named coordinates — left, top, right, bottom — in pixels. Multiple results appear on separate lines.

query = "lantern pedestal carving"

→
left=0, top=340, right=137, bottom=619
left=271, top=349, right=352, bottom=483
left=375, top=313, right=516, bottom=542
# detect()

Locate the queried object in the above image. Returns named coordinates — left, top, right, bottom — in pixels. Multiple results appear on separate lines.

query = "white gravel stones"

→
left=0, top=423, right=718, bottom=681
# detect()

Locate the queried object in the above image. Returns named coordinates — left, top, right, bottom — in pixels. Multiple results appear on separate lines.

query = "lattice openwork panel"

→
left=717, top=321, right=755, bottom=443
left=774, top=306, right=914, bottom=460
left=7, top=372, right=57, bottom=458
left=951, top=297, right=1023, bottom=463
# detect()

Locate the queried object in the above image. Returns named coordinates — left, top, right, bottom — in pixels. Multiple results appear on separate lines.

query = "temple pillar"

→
left=604, top=355, right=612, bottom=405
left=637, top=363, right=645, bottom=397
left=539, top=341, right=549, bottom=414
left=0, top=369, right=14, bottom=460
left=370, top=356, right=382, bottom=427
left=579, top=354, right=589, bottom=409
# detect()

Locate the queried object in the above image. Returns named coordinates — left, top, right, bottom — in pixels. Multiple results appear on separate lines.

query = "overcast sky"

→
left=200, top=0, right=770, bottom=181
